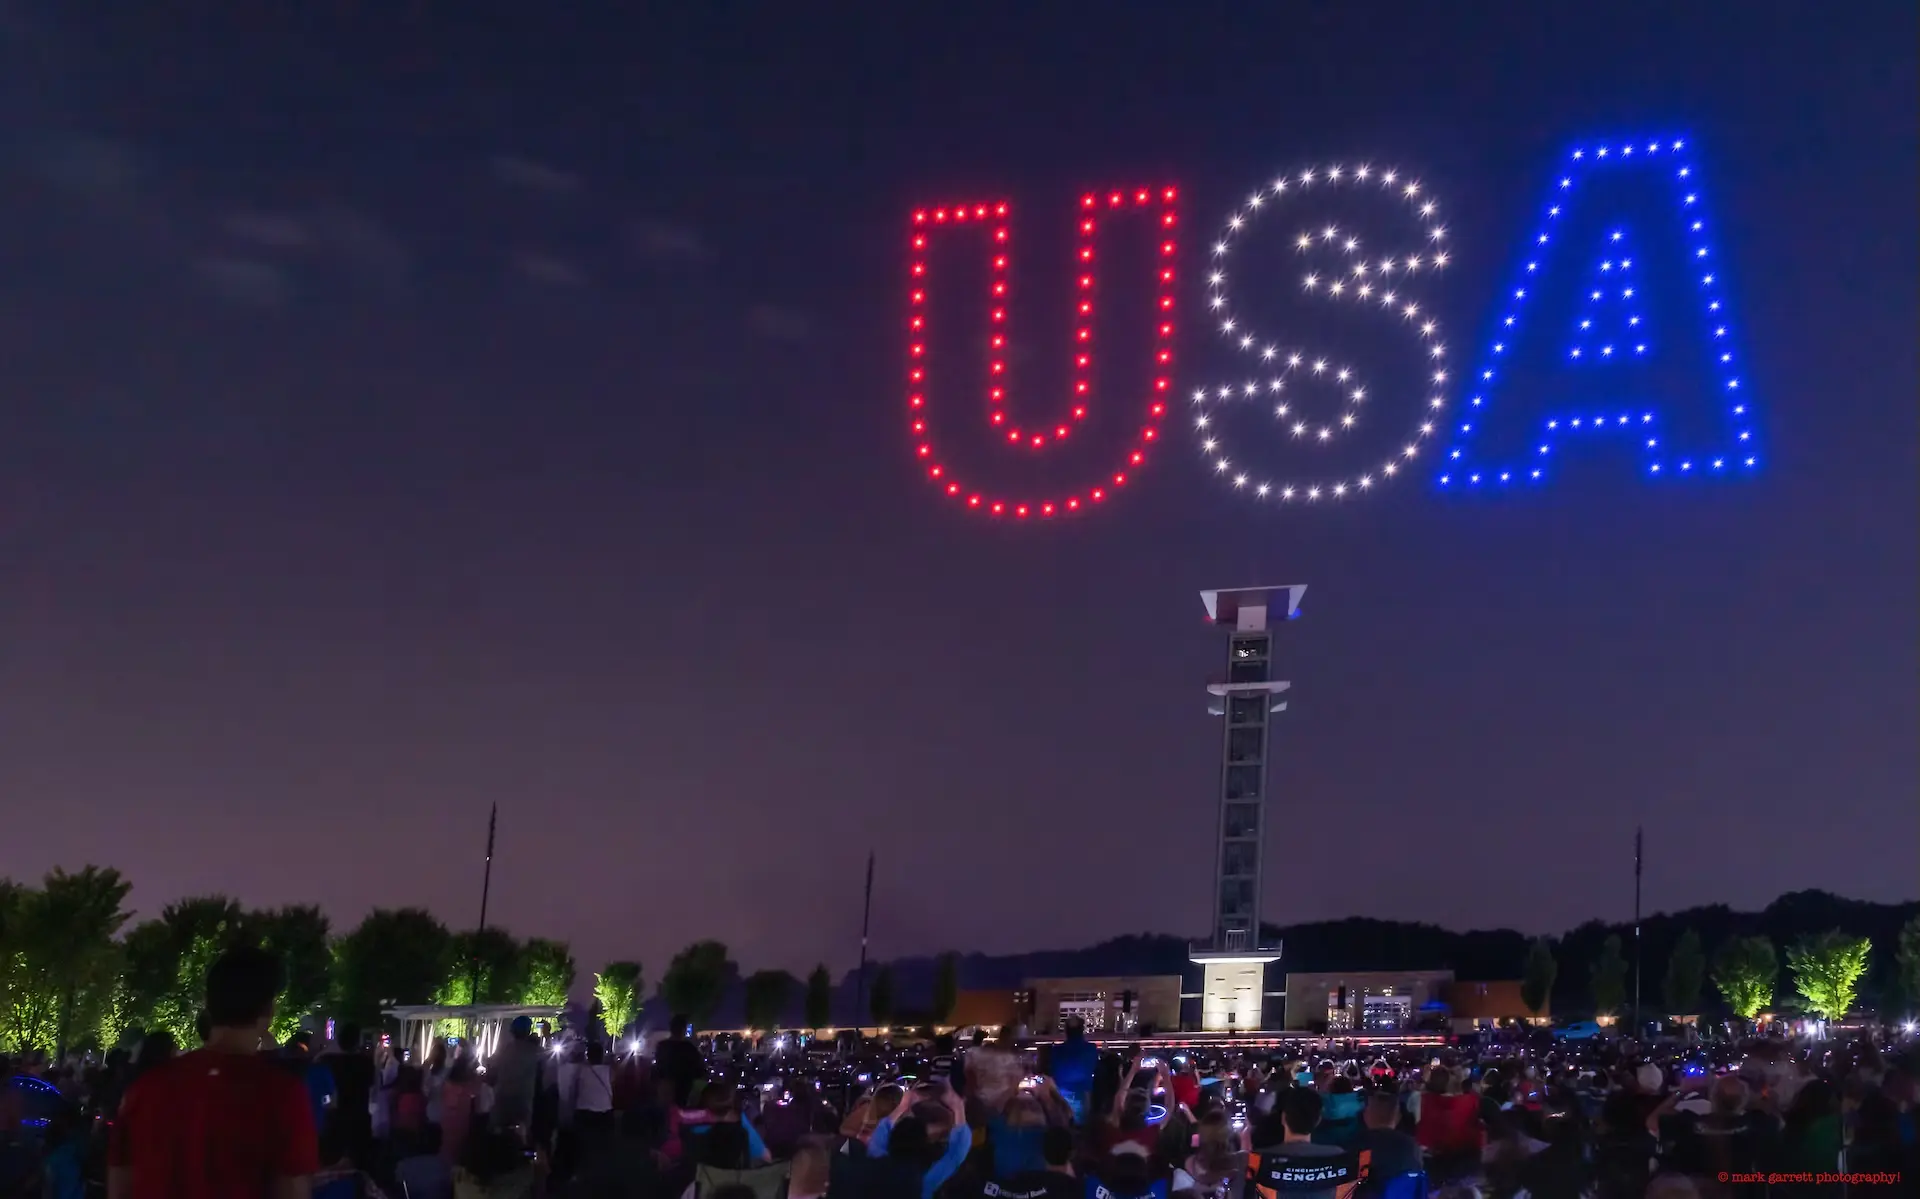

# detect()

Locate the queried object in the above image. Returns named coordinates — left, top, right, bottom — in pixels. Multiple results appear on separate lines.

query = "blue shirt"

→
left=298, top=1059, right=336, bottom=1139
left=41, top=1142, right=84, bottom=1199
left=683, top=1114, right=771, bottom=1162
left=869, top=1115, right=974, bottom=1199
left=986, top=1115, right=1046, bottom=1177
left=1046, top=1036, right=1098, bottom=1121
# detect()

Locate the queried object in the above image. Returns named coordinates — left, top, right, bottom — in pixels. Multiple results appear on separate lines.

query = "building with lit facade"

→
left=1277, top=971, right=1541, bottom=1033
left=1023, top=975, right=1183, bottom=1035
left=1189, top=585, right=1305, bottom=1032
left=1282, top=971, right=1453, bottom=1032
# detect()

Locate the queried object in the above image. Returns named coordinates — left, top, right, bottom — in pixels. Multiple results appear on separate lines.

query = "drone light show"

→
left=903, top=136, right=1758, bottom=519
left=907, top=189, right=1180, bottom=519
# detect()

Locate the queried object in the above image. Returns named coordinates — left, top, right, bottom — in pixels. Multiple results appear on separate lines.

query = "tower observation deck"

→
left=1190, top=584, right=1304, bottom=1032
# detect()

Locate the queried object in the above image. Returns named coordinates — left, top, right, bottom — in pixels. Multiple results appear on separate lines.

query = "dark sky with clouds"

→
left=0, top=1, right=1912, bottom=980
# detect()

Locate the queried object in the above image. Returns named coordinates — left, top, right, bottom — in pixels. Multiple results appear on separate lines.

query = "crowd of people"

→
left=0, top=947, right=1913, bottom=1199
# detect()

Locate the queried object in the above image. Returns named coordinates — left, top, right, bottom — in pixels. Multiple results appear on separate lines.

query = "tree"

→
left=0, top=879, right=41, bottom=1051
left=1787, top=930, right=1872, bottom=1022
left=436, top=929, right=527, bottom=1006
left=659, top=941, right=732, bottom=1028
left=519, top=939, right=576, bottom=1008
left=805, top=965, right=833, bottom=1031
left=133, top=897, right=251, bottom=1045
left=1711, top=935, right=1777, bottom=1022
left=250, top=905, right=332, bottom=1041
left=1590, top=935, right=1627, bottom=1019
left=1520, top=938, right=1557, bottom=1018
left=1663, top=928, right=1706, bottom=1018
left=868, top=965, right=895, bottom=1028
left=1893, top=919, right=1918, bottom=1018
left=595, top=962, right=643, bottom=1037
left=932, top=952, right=960, bottom=1025
left=743, top=970, right=795, bottom=1033
left=20, top=869, right=133, bottom=1053
left=332, top=908, right=454, bottom=1026
left=119, top=919, right=180, bottom=1040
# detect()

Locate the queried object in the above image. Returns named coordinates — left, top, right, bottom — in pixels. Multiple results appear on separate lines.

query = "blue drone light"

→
left=1441, top=137, right=1757, bottom=489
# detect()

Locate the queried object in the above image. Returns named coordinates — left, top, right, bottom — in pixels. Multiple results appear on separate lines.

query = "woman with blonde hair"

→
left=1173, top=1110, right=1245, bottom=1199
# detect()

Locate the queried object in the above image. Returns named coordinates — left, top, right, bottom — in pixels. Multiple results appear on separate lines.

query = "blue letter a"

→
left=1440, top=137, right=1758, bottom=490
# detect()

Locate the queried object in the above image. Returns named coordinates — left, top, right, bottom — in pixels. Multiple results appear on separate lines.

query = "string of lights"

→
left=1441, top=138, right=1756, bottom=488
left=904, top=189, right=1178, bottom=519
left=1191, top=165, right=1449, bottom=503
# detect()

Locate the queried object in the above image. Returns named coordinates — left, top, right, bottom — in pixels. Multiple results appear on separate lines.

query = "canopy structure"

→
left=383, top=1003, right=559, bottom=1063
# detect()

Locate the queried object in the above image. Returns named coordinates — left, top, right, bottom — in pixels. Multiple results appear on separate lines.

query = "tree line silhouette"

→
left=0, top=869, right=1909, bottom=1054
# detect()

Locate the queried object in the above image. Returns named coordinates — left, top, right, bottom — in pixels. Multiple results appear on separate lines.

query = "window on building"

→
left=1222, top=841, right=1257, bottom=877
left=1219, top=878, right=1254, bottom=921
left=1224, top=765, right=1262, bottom=800
left=1058, top=998, right=1108, bottom=1031
left=1227, top=694, right=1266, bottom=725
left=1223, top=803, right=1260, bottom=838
left=1362, top=994, right=1412, bottom=1031
left=1227, top=726, right=1264, bottom=763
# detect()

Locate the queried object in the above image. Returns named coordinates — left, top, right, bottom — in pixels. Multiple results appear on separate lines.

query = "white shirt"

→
left=561, top=1062, right=614, bottom=1118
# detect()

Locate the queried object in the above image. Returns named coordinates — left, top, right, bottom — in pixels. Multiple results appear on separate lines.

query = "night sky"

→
left=0, top=2, right=1913, bottom=981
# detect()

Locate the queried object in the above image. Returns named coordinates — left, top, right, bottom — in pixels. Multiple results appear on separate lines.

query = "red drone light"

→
left=904, top=188, right=1178, bottom=518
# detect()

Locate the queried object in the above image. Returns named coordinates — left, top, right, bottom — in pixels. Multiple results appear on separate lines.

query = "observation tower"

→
left=1190, top=585, right=1304, bottom=1032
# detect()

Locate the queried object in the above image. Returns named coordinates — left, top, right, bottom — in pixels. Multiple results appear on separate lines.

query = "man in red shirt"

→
left=109, top=945, right=320, bottom=1199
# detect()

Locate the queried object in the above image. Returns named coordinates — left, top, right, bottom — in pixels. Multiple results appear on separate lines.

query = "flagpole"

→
left=468, top=804, right=498, bottom=1017
left=1632, top=825, right=1643, bottom=1036
left=856, top=851, right=875, bottom=1033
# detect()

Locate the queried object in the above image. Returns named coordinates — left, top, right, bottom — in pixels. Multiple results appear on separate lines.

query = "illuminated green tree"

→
left=1711, top=935, right=1777, bottom=1021
left=1787, top=930, right=1871, bottom=1022
left=436, top=929, right=527, bottom=1006
left=120, top=919, right=180, bottom=1037
left=251, top=905, right=332, bottom=1041
left=519, top=939, right=576, bottom=1008
left=743, top=970, right=794, bottom=1032
left=0, top=880, right=38, bottom=1050
left=142, top=897, right=248, bottom=1044
left=1590, top=935, right=1627, bottom=1019
left=595, top=962, right=643, bottom=1037
left=0, top=869, right=134, bottom=1053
